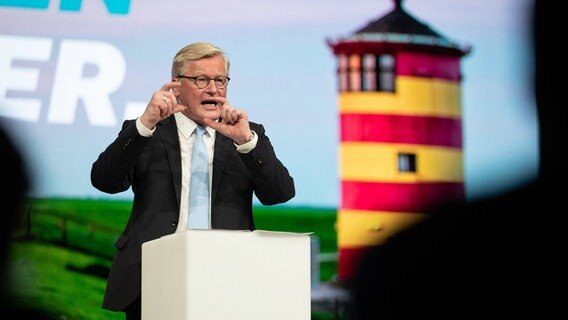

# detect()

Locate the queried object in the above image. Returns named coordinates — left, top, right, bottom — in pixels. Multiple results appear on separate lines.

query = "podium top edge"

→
left=253, top=230, right=313, bottom=237
left=143, top=229, right=312, bottom=246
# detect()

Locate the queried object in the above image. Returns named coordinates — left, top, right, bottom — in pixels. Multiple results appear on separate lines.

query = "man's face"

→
left=175, top=54, right=228, bottom=125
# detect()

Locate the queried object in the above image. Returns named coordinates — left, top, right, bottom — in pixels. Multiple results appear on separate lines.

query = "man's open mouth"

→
left=201, top=100, right=218, bottom=106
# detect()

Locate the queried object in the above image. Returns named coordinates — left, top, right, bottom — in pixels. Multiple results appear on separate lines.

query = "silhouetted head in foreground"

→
left=348, top=1, right=563, bottom=319
left=0, top=123, right=56, bottom=318
left=0, top=122, right=29, bottom=275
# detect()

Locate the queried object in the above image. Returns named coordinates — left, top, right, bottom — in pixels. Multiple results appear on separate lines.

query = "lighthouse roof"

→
left=334, top=0, right=470, bottom=54
left=354, top=0, right=445, bottom=39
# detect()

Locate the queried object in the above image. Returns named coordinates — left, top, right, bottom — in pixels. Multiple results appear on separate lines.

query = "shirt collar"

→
left=174, top=113, right=215, bottom=138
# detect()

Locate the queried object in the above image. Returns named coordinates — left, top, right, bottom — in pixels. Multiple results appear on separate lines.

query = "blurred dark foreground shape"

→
left=0, top=121, right=58, bottom=319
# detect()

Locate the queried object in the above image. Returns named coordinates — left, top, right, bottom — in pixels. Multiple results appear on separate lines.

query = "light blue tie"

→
left=188, top=126, right=209, bottom=229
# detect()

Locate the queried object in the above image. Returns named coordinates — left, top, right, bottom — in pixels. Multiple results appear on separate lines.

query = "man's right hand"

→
left=139, top=81, right=185, bottom=130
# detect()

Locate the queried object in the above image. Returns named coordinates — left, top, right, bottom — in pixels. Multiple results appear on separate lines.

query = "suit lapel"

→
left=211, top=133, right=232, bottom=205
left=157, top=117, right=183, bottom=209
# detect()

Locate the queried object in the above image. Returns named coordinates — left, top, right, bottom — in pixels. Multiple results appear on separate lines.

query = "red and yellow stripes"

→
left=341, top=181, right=464, bottom=213
left=336, top=185, right=464, bottom=278
left=336, top=55, right=466, bottom=281
left=340, top=142, right=464, bottom=183
left=336, top=208, right=430, bottom=276
left=341, top=114, right=462, bottom=147
left=396, top=52, right=462, bottom=81
left=337, top=209, right=427, bottom=247
left=339, top=77, right=462, bottom=117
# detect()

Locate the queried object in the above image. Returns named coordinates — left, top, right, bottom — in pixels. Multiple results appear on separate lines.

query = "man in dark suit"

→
left=347, top=1, right=563, bottom=319
left=91, top=42, right=295, bottom=319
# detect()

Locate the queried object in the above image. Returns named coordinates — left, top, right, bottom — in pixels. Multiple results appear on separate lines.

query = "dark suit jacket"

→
left=91, top=116, right=295, bottom=311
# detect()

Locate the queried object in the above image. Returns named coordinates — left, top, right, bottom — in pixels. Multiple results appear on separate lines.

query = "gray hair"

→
left=171, top=42, right=230, bottom=78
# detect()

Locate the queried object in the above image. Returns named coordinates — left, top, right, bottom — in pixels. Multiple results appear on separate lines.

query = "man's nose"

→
left=204, top=79, right=218, bottom=93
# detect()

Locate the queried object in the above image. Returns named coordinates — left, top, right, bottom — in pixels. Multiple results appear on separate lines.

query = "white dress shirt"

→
left=135, top=114, right=258, bottom=232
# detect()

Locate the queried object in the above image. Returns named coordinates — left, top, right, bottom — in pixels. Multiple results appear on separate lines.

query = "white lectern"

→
left=141, top=229, right=311, bottom=320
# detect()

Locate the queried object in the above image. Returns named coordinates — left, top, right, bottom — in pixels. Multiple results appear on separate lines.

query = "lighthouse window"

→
left=339, top=53, right=395, bottom=92
left=348, top=54, right=361, bottom=91
left=398, top=152, right=416, bottom=172
left=378, top=54, right=395, bottom=92
left=362, top=54, right=377, bottom=91
left=338, top=55, right=349, bottom=92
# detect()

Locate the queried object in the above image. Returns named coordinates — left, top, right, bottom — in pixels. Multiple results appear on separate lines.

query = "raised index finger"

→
left=215, top=97, right=229, bottom=110
left=160, top=81, right=182, bottom=91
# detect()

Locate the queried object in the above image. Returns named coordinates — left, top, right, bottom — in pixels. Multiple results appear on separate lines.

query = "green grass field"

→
left=8, top=198, right=341, bottom=320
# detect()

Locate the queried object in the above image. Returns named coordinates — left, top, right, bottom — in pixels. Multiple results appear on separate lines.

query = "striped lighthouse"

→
left=327, top=0, right=471, bottom=282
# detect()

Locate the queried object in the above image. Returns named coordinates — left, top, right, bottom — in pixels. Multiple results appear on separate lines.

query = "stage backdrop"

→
left=0, top=0, right=536, bottom=207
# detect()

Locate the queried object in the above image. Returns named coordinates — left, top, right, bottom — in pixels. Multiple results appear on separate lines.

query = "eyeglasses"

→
left=177, top=75, right=231, bottom=89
